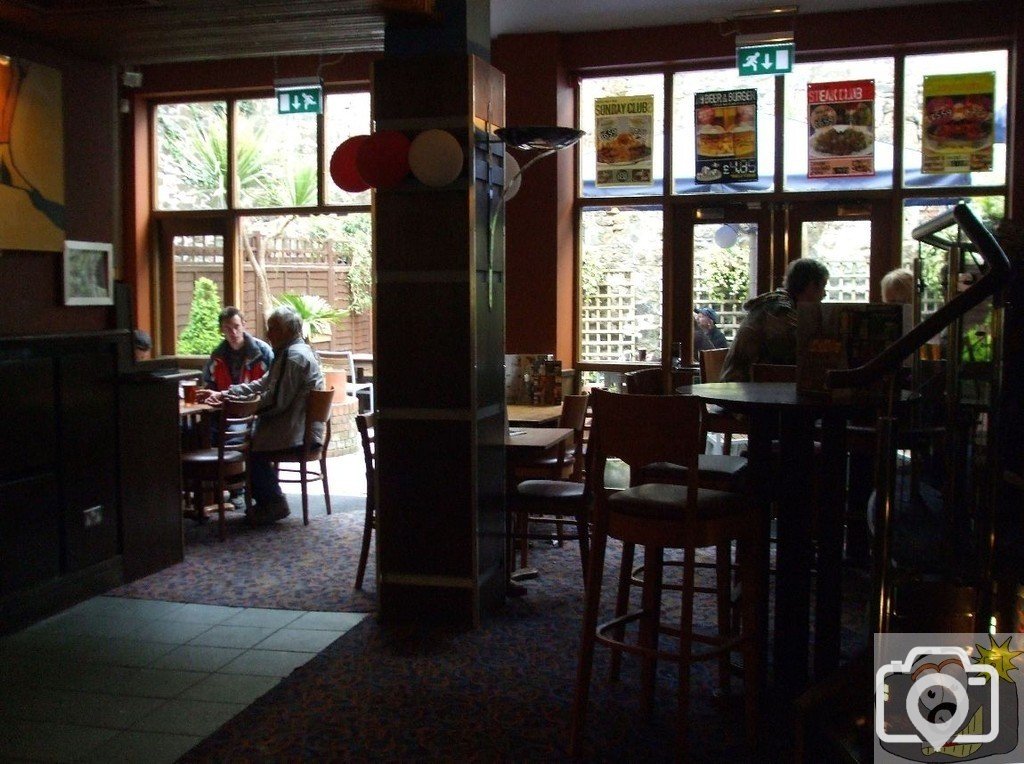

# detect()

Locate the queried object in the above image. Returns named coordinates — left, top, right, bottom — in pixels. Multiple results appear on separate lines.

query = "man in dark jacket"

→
left=202, top=307, right=273, bottom=390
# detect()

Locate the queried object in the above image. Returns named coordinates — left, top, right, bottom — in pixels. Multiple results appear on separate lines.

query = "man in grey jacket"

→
left=200, top=305, right=325, bottom=524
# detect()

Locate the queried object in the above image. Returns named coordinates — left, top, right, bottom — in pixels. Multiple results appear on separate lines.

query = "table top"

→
left=507, top=404, right=562, bottom=426
left=505, top=427, right=573, bottom=450
left=678, top=381, right=900, bottom=413
left=179, top=401, right=217, bottom=417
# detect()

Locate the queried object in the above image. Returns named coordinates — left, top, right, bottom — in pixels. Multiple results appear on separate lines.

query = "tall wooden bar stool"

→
left=569, top=389, right=763, bottom=759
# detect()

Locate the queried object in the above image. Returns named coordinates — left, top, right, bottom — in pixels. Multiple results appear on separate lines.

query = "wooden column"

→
left=372, top=53, right=507, bottom=626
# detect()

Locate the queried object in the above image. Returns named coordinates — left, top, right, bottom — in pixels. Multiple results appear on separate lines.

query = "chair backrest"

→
left=303, top=387, right=335, bottom=453
left=217, top=398, right=261, bottom=458
left=356, top=412, right=376, bottom=504
left=699, top=348, right=729, bottom=384
left=588, top=388, right=700, bottom=495
left=559, top=393, right=590, bottom=480
left=750, top=363, right=797, bottom=382
left=624, top=367, right=664, bottom=395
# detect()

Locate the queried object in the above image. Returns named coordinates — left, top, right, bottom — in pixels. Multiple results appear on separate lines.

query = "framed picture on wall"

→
left=63, top=241, right=114, bottom=306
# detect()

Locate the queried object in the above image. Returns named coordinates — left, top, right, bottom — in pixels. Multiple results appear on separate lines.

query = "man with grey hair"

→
left=201, top=305, right=324, bottom=524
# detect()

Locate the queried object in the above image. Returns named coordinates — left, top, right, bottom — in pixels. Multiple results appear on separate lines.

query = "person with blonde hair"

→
left=881, top=267, right=915, bottom=305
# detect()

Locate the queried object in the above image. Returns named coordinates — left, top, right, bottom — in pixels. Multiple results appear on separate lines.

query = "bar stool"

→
left=569, top=389, right=763, bottom=759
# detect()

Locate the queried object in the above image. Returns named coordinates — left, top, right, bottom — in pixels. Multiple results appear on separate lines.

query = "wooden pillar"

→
left=373, top=2, right=506, bottom=626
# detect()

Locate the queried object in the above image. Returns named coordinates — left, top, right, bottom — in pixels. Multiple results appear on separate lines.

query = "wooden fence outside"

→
left=173, top=235, right=372, bottom=355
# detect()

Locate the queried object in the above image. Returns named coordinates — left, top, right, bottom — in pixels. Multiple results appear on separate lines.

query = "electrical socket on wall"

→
left=83, top=505, right=103, bottom=528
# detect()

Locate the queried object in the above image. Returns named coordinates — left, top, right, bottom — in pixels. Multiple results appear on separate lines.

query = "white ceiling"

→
left=491, top=0, right=967, bottom=36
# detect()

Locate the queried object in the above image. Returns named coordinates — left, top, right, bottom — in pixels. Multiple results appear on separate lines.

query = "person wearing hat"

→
left=694, top=306, right=728, bottom=350
left=132, top=329, right=152, bottom=362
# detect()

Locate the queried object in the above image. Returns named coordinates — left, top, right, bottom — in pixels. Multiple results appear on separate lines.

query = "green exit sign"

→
left=737, top=43, right=794, bottom=76
left=274, top=78, right=323, bottom=114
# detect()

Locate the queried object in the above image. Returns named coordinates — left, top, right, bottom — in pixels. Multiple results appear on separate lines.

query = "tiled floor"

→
left=0, top=596, right=366, bottom=763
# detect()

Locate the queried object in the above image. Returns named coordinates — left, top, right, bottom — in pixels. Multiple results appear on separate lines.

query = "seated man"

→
left=721, top=258, right=830, bottom=382
left=200, top=306, right=325, bottom=525
left=203, top=306, right=273, bottom=391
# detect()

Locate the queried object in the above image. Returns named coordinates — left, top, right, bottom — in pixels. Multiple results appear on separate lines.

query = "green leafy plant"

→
left=177, top=277, right=223, bottom=354
left=273, top=293, right=348, bottom=340
left=706, top=250, right=750, bottom=301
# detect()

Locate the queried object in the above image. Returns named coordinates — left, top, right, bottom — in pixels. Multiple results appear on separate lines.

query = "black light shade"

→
left=495, top=126, right=585, bottom=151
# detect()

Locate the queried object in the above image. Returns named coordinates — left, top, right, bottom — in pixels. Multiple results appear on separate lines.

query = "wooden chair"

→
left=698, top=348, right=748, bottom=454
left=181, top=398, right=260, bottom=541
left=354, top=412, right=376, bottom=590
left=569, top=389, right=762, bottom=759
left=624, top=367, right=664, bottom=394
left=268, top=387, right=335, bottom=526
left=509, top=394, right=592, bottom=577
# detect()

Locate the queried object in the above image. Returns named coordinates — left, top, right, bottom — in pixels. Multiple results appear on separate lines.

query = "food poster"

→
left=807, top=79, right=875, bottom=178
left=921, top=72, right=995, bottom=174
left=595, top=95, right=654, bottom=187
left=694, top=89, right=757, bottom=184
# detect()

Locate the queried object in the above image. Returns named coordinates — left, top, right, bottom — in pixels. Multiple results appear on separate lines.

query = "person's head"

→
left=784, top=258, right=830, bottom=303
left=218, top=306, right=247, bottom=351
left=265, top=305, right=302, bottom=349
left=881, top=268, right=915, bottom=305
left=694, top=306, right=718, bottom=330
left=132, top=329, right=152, bottom=361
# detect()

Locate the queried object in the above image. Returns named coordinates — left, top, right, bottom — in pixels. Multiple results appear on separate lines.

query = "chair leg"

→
left=716, top=542, right=733, bottom=692
left=723, top=432, right=732, bottom=455
left=609, top=541, right=636, bottom=682
left=638, top=546, right=663, bottom=716
left=575, top=509, right=590, bottom=583
left=321, top=455, right=331, bottom=516
left=569, top=514, right=608, bottom=759
left=738, top=533, right=762, bottom=747
left=215, top=476, right=226, bottom=542
left=677, top=544, right=697, bottom=758
left=355, top=498, right=374, bottom=590
left=301, top=461, right=309, bottom=526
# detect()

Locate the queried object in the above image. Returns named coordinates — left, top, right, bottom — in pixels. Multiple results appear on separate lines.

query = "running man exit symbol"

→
left=737, top=43, right=794, bottom=76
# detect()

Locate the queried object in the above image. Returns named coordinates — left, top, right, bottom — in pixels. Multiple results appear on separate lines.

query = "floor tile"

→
left=30, top=661, right=138, bottom=694
left=118, top=667, right=208, bottom=699
left=130, top=697, right=247, bottom=737
left=289, top=611, right=367, bottom=631
left=222, top=608, right=304, bottom=629
left=126, top=618, right=213, bottom=645
left=79, top=636, right=176, bottom=667
left=160, top=603, right=243, bottom=625
left=0, top=718, right=117, bottom=762
left=2, top=687, right=165, bottom=729
left=81, top=730, right=202, bottom=764
left=188, top=624, right=278, bottom=649
left=256, top=627, right=344, bottom=653
left=178, top=672, right=280, bottom=704
left=151, top=644, right=244, bottom=673
left=219, top=648, right=315, bottom=677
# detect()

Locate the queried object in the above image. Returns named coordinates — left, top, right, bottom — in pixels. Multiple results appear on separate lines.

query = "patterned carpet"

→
left=111, top=461, right=874, bottom=761
left=111, top=490, right=378, bottom=612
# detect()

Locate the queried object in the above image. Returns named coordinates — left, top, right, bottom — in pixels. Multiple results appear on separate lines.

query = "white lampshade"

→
left=714, top=224, right=738, bottom=249
left=408, top=129, right=464, bottom=187
left=504, top=153, right=522, bottom=200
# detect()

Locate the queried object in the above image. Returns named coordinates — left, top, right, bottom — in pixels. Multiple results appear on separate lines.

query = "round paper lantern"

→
left=329, top=136, right=370, bottom=193
left=408, top=129, right=464, bottom=187
left=356, top=130, right=411, bottom=189
left=503, top=153, right=522, bottom=201
left=714, top=224, right=738, bottom=249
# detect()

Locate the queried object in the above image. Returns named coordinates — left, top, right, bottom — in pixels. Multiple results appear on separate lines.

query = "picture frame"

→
left=63, top=241, right=114, bottom=306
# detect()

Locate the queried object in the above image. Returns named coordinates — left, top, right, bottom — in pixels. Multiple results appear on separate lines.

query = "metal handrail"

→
left=827, top=203, right=1010, bottom=390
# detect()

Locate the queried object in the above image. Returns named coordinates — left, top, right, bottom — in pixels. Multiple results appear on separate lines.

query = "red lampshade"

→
left=330, top=135, right=371, bottom=193
left=356, top=130, right=411, bottom=189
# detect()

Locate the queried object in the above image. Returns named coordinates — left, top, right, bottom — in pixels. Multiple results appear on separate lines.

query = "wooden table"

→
left=179, top=400, right=217, bottom=450
left=507, top=404, right=562, bottom=427
left=679, top=382, right=890, bottom=696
